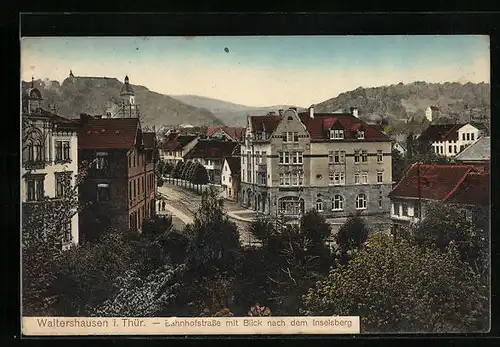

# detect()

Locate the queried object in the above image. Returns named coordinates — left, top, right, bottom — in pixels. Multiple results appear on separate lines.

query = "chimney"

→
left=80, top=113, right=92, bottom=124
left=309, top=105, right=314, bottom=119
left=278, top=109, right=284, bottom=116
left=350, top=107, right=359, bottom=118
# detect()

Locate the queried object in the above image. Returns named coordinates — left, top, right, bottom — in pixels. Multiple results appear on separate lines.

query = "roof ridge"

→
left=442, top=166, right=474, bottom=202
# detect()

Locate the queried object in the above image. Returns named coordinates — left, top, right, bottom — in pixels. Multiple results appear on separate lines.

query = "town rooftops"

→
left=78, top=116, right=140, bottom=149
left=207, top=126, right=245, bottom=141
left=224, top=156, right=241, bottom=175
left=428, top=105, right=440, bottom=111
left=418, top=123, right=465, bottom=143
left=446, top=171, right=490, bottom=206
left=455, top=136, right=490, bottom=163
left=142, top=132, right=157, bottom=149
left=184, top=139, right=240, bottom=159
left=388, top=164, right=482, bottom=202
left=249, top=110, right=390, bottom=141
left=162, top=133, right=198, bottom=151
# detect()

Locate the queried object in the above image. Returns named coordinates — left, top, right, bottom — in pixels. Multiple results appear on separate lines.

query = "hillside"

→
left=22, top=77, right=224, bottom=128
left=171, top=94, right=303, bottom=126
left=314, top=81, right=490, bottom=124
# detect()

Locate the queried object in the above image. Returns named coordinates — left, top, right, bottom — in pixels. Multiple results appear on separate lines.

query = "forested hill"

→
left=21, top=77, right=224, bottom=128
left=314, top=81, right=490, bottom=123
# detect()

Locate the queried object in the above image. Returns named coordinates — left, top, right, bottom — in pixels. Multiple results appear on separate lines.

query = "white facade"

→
left=431, top=123, right=484, bottom=158
left=22, top=118, right=80, bottom=249
left=425, top=106, right=439, bottom=122
left=221, top=159, right=234, bottom=200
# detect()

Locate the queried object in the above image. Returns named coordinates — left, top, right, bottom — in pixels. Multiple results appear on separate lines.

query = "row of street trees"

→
left=164, top=160, right=209, bottom=193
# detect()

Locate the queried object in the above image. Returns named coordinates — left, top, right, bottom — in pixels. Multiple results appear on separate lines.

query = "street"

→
left=157, top=183, right=260, bottom=245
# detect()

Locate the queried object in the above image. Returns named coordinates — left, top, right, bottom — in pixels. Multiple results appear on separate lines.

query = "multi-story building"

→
left=221, top=156, right=241, bottom=201
left=21, top=80, right=80, bottom=249
left=388, top=164, right=489, bottom=234
left=77, top=83, right=158, bottom=242
left=419, top=122, right=489, bottom=158
left=240, top=107, right=392, bottom=230
left=160, top=132, right=199, bottom=165
left=184, top=139, right=240, bottom=184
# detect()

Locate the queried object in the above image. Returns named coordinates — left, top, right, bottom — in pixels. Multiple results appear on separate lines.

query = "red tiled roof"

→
left=419, top=124, right=465, bottom=142
left=162, top=134, right=197, bottom=151
left=249, top=112, right=389, bottom=141
left=447, top=172, right=490, bottom=206
left=389, top=164, right=476, bottom=201
left=224, top=156, right=241, bottom=175
left=78, top=118, right=139, bottom=149
left=430, top=106, right=440, bottom=111
left=207, top=126, right=244, bottom=141
left=184, top=140, right=240, bottom=159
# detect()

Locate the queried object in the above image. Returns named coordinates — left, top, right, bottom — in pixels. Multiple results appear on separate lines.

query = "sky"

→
left=21, top=36, right=490, bottom=107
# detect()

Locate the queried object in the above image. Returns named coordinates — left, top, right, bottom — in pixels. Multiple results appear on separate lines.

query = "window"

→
left=129, top=181, right=132, bottom=200
left=361, top=171, right=368, bottom=184
left=354, top=172, right=361, bottom=184
left=356, top=193, right=367, bottom=210
left=361, top=150, right=368, bottom=162
left=229, top=176, right=232, bottom=183
left=297, top=152, right=303, bottom=164
left=331, top=171, right=345, bottom=185
left=466, top=133, right=470, bottom=141
left=128, top=156, right=132, bottom=168
left=55, top=141, right=62, bottom=161
left=454, top=145, right=457, bottom=154
left=377, top=150, right=383, bottom=163
left=334, top=151, right=340, bottom=163
left=462, top=133, right=466, bottom=141
left=357, top=131, right=365, bottom=139
left=332, top=195, right=344, bottom=211
left=55, top=172, right=71, bottom=198
left=279, top=173, right=284, bottom=186
left=62, top=141, right=70, bottom=161
left=402, top=202, right=408, bottom=216
left=354, top=150, right=360, bottom=163
left=284, top=152, right=290, bottom=164
left=471, top=133, right=475, bottom=141
left=282, top=132, right=287, bottom=142
left=133, top=180, right=137, bottom=198
left=62, top=222, right=72, bottom=243
left=378, top=191, right=383, bottom=208
left=133, top=154, right=136, bottom=167
left=316, top=199, right=324, bottom=212
left=142, top=176, right=145, bottom=193
left=291, top=173, right=298, bottom=186
left=328, top=151, right=334, bottom=164
left=330, top=129, right=344, bottom=140
left=97, top=183, right=110, bottom=202
left=96, top=152, right=109, bottom=170
left=293, top=132, right=299, bottom=142
left=284, top=173, right=290, bottom=186
left=26, top=177, right=44, bottom=201
left=376, top=171, right=383, bottom=184
left=278, top=197, right=305, bottom=215
left=449, top=145, right=452, bottom=153
left=340, top=150, right=346, bottom=163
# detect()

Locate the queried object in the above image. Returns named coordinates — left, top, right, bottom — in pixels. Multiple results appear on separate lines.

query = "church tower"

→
left=23, top=77, right=43, bottom=114
left=118, top=75, right=140, bottom=118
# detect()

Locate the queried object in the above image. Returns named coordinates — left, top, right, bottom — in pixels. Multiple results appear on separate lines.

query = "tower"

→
left=119, top=75, right=140, bottom=118
left=69, top=69, right=75, bottom=78
left=23, top=77, right=43, bottom=114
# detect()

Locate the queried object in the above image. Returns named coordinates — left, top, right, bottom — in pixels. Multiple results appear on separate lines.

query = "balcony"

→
left=23, top=160, right=46, bottom=170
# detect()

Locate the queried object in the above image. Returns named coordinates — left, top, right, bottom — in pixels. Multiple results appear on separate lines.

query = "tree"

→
left=91, top=263, right=186, bottom=317
left=301, top=234, right=489, bottom=333
left=334, top=214, right=371, bottom=265
left=171, top=160, right=185, bottom=179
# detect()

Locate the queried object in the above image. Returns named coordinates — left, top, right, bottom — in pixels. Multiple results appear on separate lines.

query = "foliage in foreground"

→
left=301, top=234, right=489, bottom=333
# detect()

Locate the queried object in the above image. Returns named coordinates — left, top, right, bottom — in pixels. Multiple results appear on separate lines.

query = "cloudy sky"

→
left=21, top=36, right=490, bottom=107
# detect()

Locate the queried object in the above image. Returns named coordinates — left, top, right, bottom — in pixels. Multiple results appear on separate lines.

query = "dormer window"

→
left=330, top=129, right=344, bottom=140
left=357, top=131, right=365, bottom=140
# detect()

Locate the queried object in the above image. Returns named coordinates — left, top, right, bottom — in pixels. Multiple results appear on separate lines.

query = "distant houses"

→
left=425, top=105, right=440, bottom=122
left=221, top=156, right=241, bottom=201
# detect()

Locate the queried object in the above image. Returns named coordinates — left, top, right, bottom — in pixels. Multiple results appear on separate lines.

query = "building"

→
left=207, top=126, right=245, bottom=142
left=454, top=136, right=490, bottom=171
left=160, top=133, right=199, bottom=165
left=21, top=80, right=80, bottom=249
left=77, top=113, right=157, bottom=242
left=240, top=107, right=393, bottom=231
left=418, top=122, right=488, bottom=158
left=221, top=156, right=241, bottom=201
left=425, top=105, right=440, bottom=122
left=392, top=141, right=407, bottom=157
left=388, top=164, right=489, bottom=233
left=183, top=139, right=240, bottom=184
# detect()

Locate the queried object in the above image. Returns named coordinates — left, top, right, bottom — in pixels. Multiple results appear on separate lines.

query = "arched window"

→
left=316, top=199, right=323, bottom=212
left=332, top=195, right=344, bottom=211
left=24, top=140, right=34, bottom=162
left=356, top=193, right=367, bottom=210
left=278, top=196, right=305, bottom=215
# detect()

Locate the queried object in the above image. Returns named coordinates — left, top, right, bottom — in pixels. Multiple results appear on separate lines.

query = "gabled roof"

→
left=207, top=126, right=244, bottom=141
left=428, top=106, right=440, bottom=111
left=162, top=133, right=198, bottom=151
left=78, top=118, right=140, bottom=149
left=418, top=124, right=465, bottom=142
left=248, top=111, right=390, bottom=141
left=455, top=136, right=490, bottom=162
left=24, top=108, right=80, bottom=130
left=388, top=164, right=476, bottom=201
left=446, top=172, right=490, bottom=206
left=224, top=156, right=241, bottom=175
left=184, top=140, right=240, bottom=159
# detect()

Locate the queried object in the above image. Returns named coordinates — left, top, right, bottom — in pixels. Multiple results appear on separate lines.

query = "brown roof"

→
left=224, top=156, right=241, bottom=175
left=78, top=118, right=140, bottom=149
left=447, top=172, right=490, bottom=206
left=207, top=126, right=244, bottom=141
left=429, top=106, right=440, bottom=111
left=419, top=124, right=465, bottom=142
left=249, top=112, right=389, bottom=141
left=184, top=140, right=240, bottom=159
left=162, top=133, right=198, bottom=151
left=388, top=164, right=477, bottom=201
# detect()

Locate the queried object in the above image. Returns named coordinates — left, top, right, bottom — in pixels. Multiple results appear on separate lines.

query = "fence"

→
left=163, top=176, right=224, bottom=198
